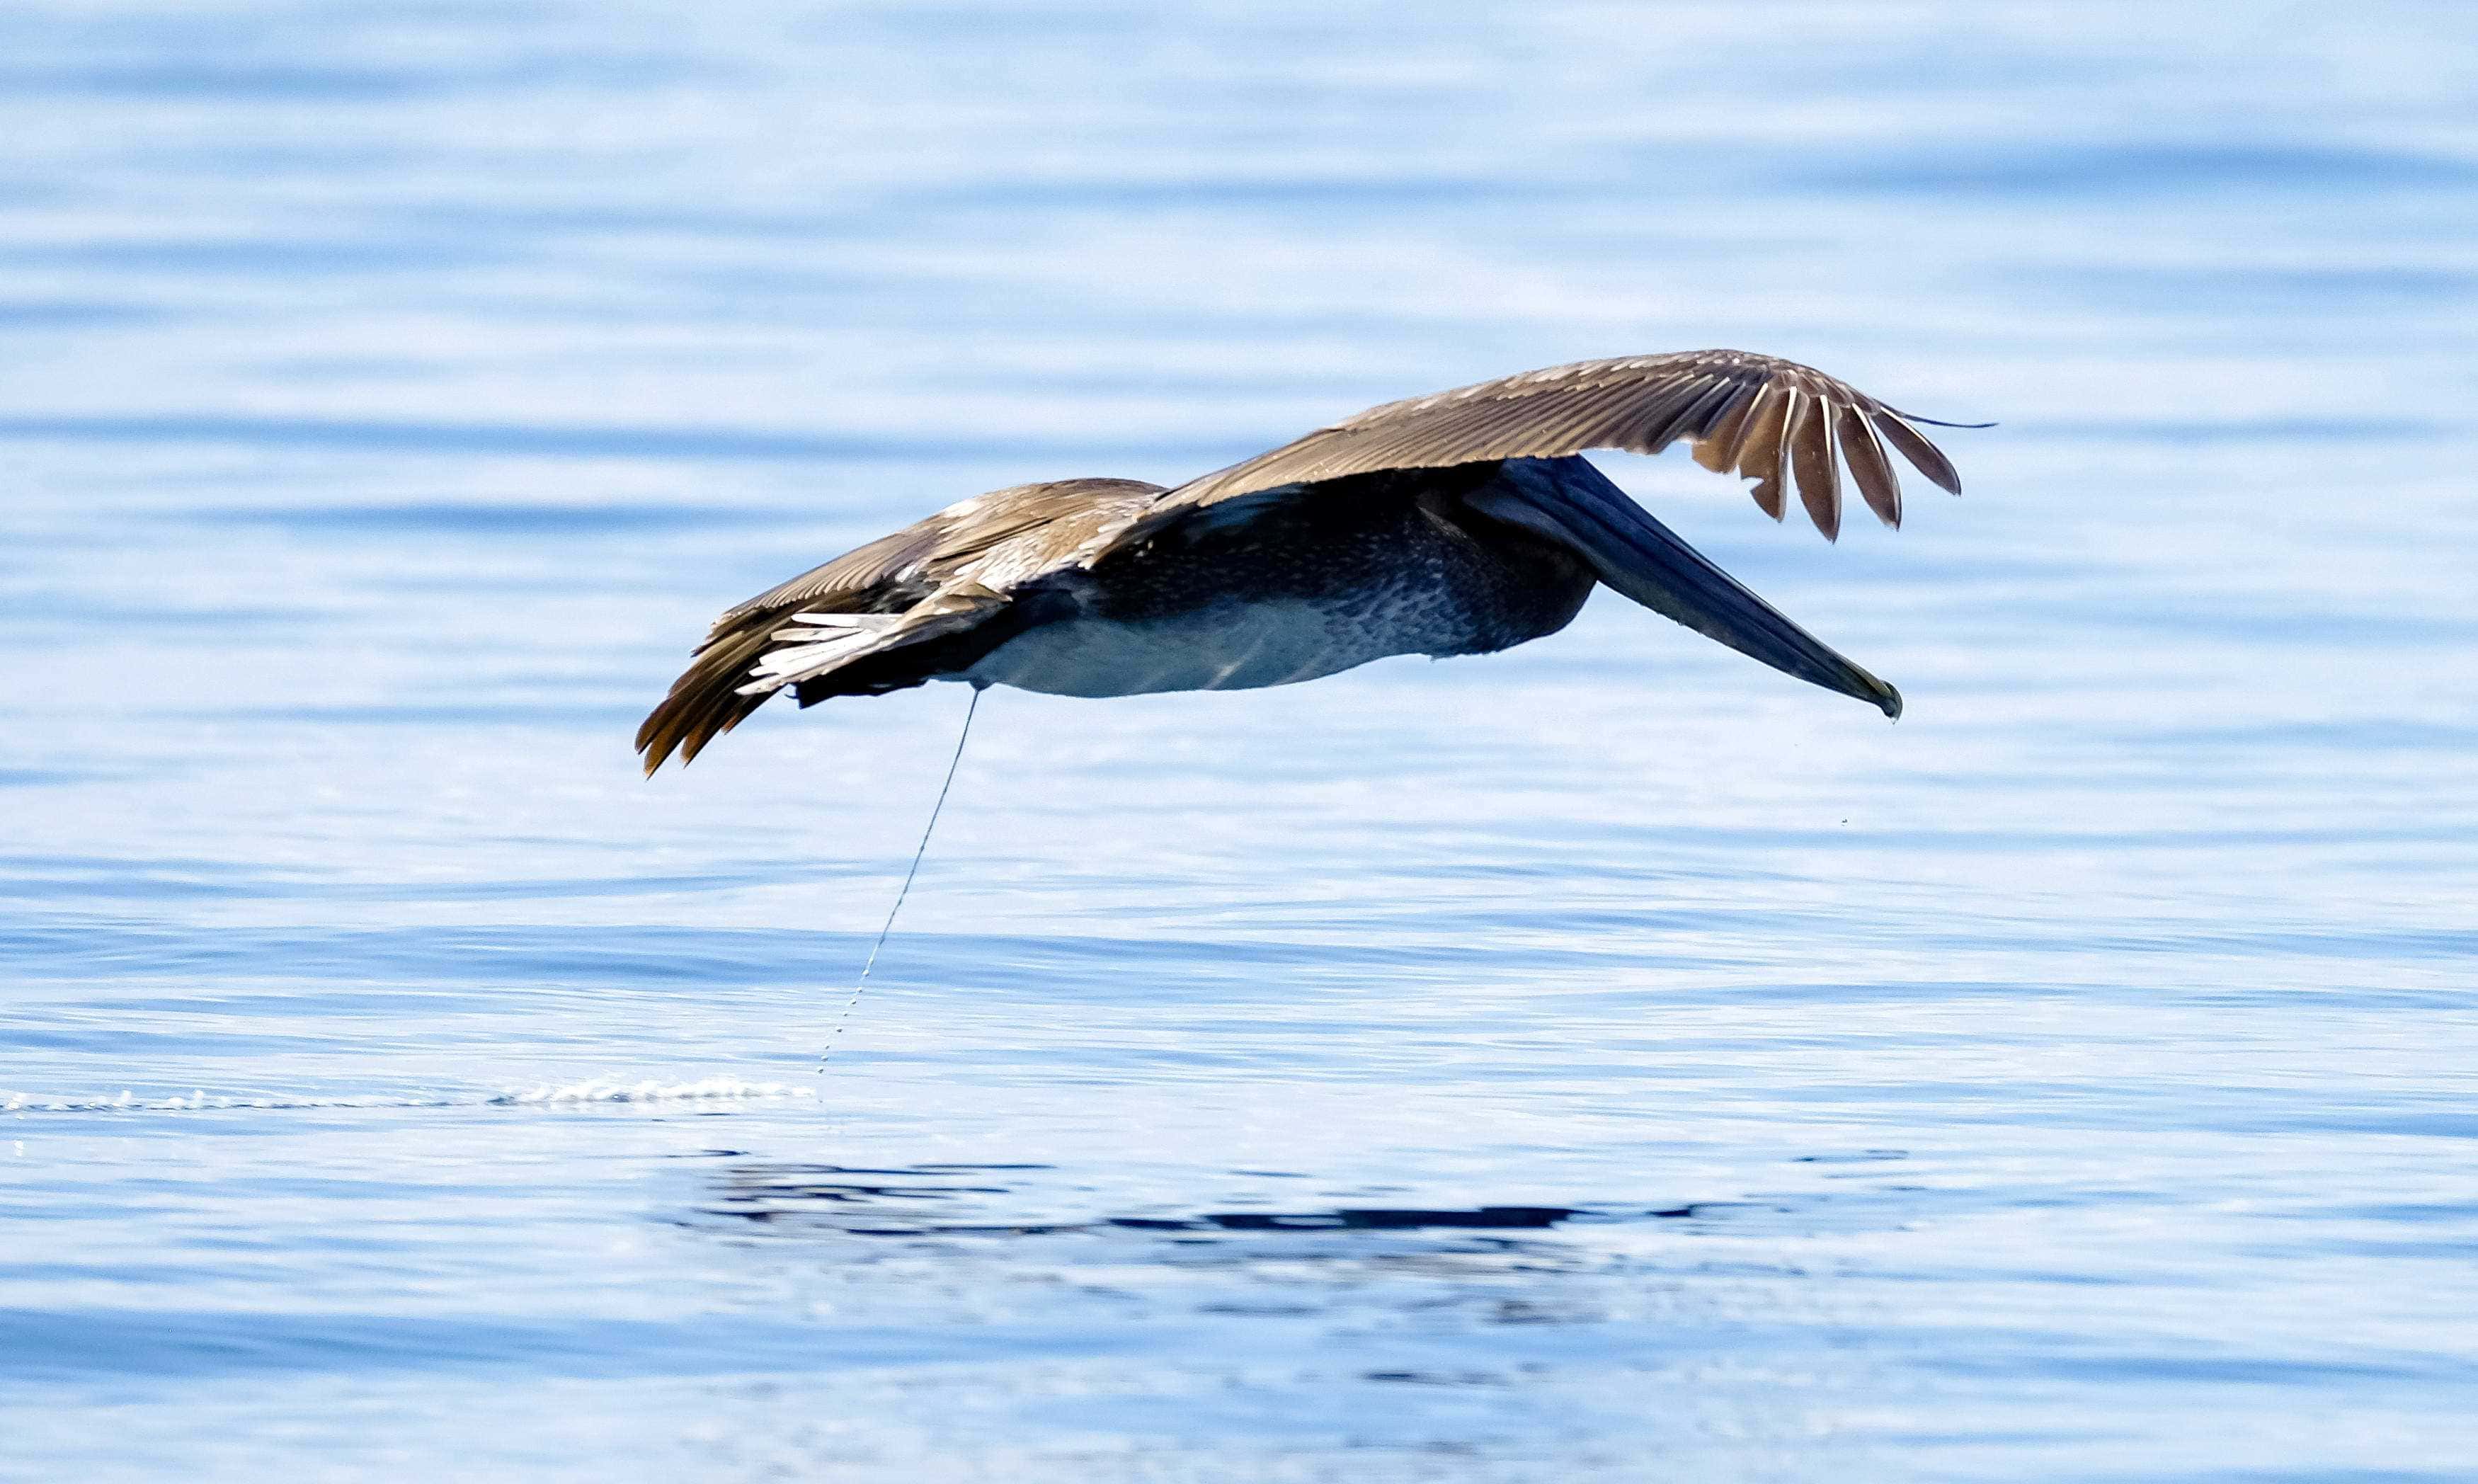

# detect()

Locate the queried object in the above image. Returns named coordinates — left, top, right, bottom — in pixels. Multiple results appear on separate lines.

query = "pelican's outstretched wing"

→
left=635, top=477, right=1164, bottom=772
left=1467, top=457, right=1905, bottom=717
left=1166, top=349, right=1964, bottom=541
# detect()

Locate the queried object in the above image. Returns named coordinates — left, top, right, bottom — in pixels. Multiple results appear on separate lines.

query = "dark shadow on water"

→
left=1121, top=1206, right=1579, bottom=1233
left=698, top=1163, right=1591, bottom=1238
left=690, top=1163, right=1820, bottom=1243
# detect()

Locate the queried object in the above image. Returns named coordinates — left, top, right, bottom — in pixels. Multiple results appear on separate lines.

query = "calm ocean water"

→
left=5, top=3, right=2476, bottom=1479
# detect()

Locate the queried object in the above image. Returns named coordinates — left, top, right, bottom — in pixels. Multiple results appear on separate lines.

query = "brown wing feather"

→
left=1787, top=392, right=1840, bottom=541
left=1834, top=403, right=1902, bottom=528
left=636, top=476, right=1165, bottom=772
left=1165, top=349, right=1963, bottom=537
left=1689, top=382, right=1761, bottom=474
left=1868, top=407, right=1962, bottom=496
left=1737, top=384, right=1795, bottom=523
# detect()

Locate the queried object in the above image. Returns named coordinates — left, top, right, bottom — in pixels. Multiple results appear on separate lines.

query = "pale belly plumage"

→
left=960, top=481, right=1597, bottom=698
left=966, top=595, right=1463, bottom=697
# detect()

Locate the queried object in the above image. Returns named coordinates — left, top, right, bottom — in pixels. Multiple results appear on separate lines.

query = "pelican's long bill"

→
left=1474, top=459, right=1903, bottom=719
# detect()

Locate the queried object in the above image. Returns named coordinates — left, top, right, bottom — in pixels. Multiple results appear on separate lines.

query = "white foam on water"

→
left=1, top=1078, right=816, bottom=1117
left=489, top=1076, right=816, bottom=1106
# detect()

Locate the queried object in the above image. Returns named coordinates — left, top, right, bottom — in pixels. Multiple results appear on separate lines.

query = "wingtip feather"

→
left=1834, top=403, right=1903, bottom=529
left=1869, top=409, right=1963, bottom=496
left=1786, top=392, right=1841, bottom=541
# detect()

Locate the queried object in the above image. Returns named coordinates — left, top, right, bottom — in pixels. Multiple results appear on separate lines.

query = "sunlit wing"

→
left=636, top=477, right=1165, bottom=772
left=1165, top=349, right=1964, bottom=541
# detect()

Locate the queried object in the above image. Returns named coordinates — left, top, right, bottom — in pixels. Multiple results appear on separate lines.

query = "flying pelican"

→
left=636, top=349, right=1965, bottom=772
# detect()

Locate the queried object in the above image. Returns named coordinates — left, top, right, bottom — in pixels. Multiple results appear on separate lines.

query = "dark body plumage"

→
left=637, top=350, right=1968, bottom=773
left=1083, top=467, right=1590, bottom=644
left=970, top=464, right=1598, bottom=692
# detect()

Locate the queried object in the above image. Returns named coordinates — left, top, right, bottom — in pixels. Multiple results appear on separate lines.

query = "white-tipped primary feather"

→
left=744, top=625, right=895, bottom=690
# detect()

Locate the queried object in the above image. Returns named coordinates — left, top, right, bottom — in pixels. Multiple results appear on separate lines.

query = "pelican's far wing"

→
left=636, top=476, right=1165, bottom=772
left=1167, top=350, right=1967, bottom=542
left=710, top=476, right=1168, bottom=626
left=1470, top=459, right=1903, bottom=718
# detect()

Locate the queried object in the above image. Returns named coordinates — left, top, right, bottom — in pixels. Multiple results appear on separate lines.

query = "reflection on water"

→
left=6, top=0, right=2478, bottom=1479
left=702, top=1161, right=1589, bottom=1234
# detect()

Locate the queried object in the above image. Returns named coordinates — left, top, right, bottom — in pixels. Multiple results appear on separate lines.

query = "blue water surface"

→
left=4, top=3, right=2476, bottom=1480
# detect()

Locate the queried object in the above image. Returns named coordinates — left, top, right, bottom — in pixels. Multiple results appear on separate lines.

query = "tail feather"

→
left=634, top=621, right=783, bottom=775
left=743, top=614, right=906, bottom=693
left=636, top=584, right=1019, bottom=775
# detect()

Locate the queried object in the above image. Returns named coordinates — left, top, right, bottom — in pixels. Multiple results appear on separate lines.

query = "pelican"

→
left=636, top=350, right=1966, bottom=772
